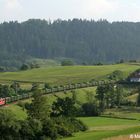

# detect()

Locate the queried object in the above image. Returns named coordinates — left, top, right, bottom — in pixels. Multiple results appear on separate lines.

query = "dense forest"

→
left=1, top=19, right=140, bottom=69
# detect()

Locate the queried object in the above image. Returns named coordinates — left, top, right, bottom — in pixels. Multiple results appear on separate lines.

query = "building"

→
left=130, top=71, right=140, bottom=82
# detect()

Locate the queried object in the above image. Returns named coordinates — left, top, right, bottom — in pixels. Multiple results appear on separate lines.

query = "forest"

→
left=1, top=19, right=140, bottom=69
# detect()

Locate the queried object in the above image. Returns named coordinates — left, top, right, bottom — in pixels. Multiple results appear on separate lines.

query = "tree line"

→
left=1, top=19, right=140, bottom=69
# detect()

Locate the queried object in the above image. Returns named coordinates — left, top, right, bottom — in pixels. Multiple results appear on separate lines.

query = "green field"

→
left=2, top=63, right=140, bottom=139
left=0, top=63, right=139, bottom=85
left=62, top=117, right=140, bottom=140
left=103, top=107, right=140, bottom=120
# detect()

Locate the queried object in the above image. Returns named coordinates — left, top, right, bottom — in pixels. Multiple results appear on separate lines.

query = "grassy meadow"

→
left=62, top=117, right=140, bottom=140
left=0, top=63, right=140, bottom=86
left=1, top=63, right=140, bottom=139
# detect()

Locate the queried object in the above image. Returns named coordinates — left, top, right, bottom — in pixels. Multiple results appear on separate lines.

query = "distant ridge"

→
left=1, top=19, right=140, bottom=68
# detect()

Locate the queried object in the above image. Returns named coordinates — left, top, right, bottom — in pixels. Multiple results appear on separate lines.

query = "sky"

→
left=0, top=0, right=140, bottom=22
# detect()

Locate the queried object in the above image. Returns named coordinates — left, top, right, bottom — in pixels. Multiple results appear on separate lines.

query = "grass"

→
left=103, top=107, right=140, bottom=120
left=62, top=117, right=140, bottom=140
left=79, top=117, right=140, bottom=127
left=3, top=104, right=27, bottom=120
left=62, top=126, right=140, bottom=140
left=0, top=63, right=139, bottom=86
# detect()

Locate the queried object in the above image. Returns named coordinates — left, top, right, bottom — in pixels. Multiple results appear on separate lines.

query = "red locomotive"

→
left=0, top=98, right=6, bottom=106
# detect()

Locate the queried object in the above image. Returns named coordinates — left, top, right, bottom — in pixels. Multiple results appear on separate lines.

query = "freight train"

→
left=0, top=98, right=5, bottom=105
left=0, top=92, right=33, bottom=106
left=0, top=80, right=115, bottom=106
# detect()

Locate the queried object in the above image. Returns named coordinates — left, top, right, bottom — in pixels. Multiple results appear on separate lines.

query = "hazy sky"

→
left=1, top=0, right=140, bottom=22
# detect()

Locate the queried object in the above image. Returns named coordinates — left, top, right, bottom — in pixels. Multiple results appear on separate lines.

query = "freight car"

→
left=0, top=80, right=116, bottom=107
left=0, top=98, right=6, bottom=106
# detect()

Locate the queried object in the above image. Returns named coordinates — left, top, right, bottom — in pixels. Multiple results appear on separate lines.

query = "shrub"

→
left=61, top=60, right=74, bottom=66
left=120, top=99, right=136, bottom=106
left=44, top=83, right=52, bottom=89
left=53, top=117, right=87, bottom=137
left=30, top=63, right=40, bottom=69
left=20, top=63, right=30, bottom=70
left=42, top=119, right=58, bottom=140
left=108, top=70, right=124, bottom=80
left=93, top=62, right=103, bottom=65
left=68, top=118, right=87, bottom=132
left=82, top=102, right=100, bottom=116
left=17, top=101, right=26, bottom=110
left=51, top=97, right=77, bottom=117
left=31, top=83, right=40, bottom=91
left=20, top=118, right=42, bottom=139
left=0, top=66, right=5, bottom=72
left=0, top=109, right=20, bottom=139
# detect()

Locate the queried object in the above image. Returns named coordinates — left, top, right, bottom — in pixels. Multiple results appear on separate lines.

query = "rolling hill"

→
left=0, top=63, right=139, bottom=85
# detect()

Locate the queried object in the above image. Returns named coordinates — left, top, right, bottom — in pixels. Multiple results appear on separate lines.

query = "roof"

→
left=130, top=71, right=140, bottom=78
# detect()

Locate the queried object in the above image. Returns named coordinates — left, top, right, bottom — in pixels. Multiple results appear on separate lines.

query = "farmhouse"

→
left=130, top=71, right=140, bottom=82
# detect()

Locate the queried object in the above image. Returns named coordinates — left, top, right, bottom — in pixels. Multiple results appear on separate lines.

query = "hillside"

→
left=2, top=63, right=140, bottom=140
left=5, top=86, right=140, bottom=140
left=1, top=19, right=140, bottom=69
left=0, top=63, right=139, bottom=85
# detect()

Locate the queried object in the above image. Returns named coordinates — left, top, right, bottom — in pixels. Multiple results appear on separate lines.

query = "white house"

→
left=130, top=71, right=140, bottom=82
left=130, top=77, right=140, bottom=82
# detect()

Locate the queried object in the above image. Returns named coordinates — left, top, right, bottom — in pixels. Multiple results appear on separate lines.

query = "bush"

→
left=20, top=63, right=30, bottom=70
left=95, top=62, right=103, bottom=66
left=30, top=63, right=40, bottom=69
left=68, top=118, right=87, bottom=132
left=20, top=119, right=42, bottom=139
left=0, top=66, right=5, bottom=72
left=120, top=99, right=136, bottom=106
left=82, top=102, right=100, bottom=116
left=53, top=117, right=87, bottom=137
left=31, top=83, right=40, bottom=91
left=108, top=70, right=124, bottom=80
left=42, top=119, right=58, bottom=140
left=51, top=97, right=77, bottom=117
left=55, top=121, right=73, bottom=137
left=0, top=84, right=16, bottom=97
left=44, top=83, right=52, bottom=89
left=0, top=109, right=20, bottom=139
left=61, top=60, right=74, bottom=66
left=119, top=59, right=124, bottom=63
left=129, top=60, right=137, bottom=63
left=17, top=101, right=26, bottom=110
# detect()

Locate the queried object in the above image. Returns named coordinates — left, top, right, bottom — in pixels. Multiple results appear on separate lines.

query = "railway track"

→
left=0, top=80, right=116, bottom=106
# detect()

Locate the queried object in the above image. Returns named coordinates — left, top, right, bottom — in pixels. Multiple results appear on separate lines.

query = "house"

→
left=129, top=70, right=140, bottom=82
